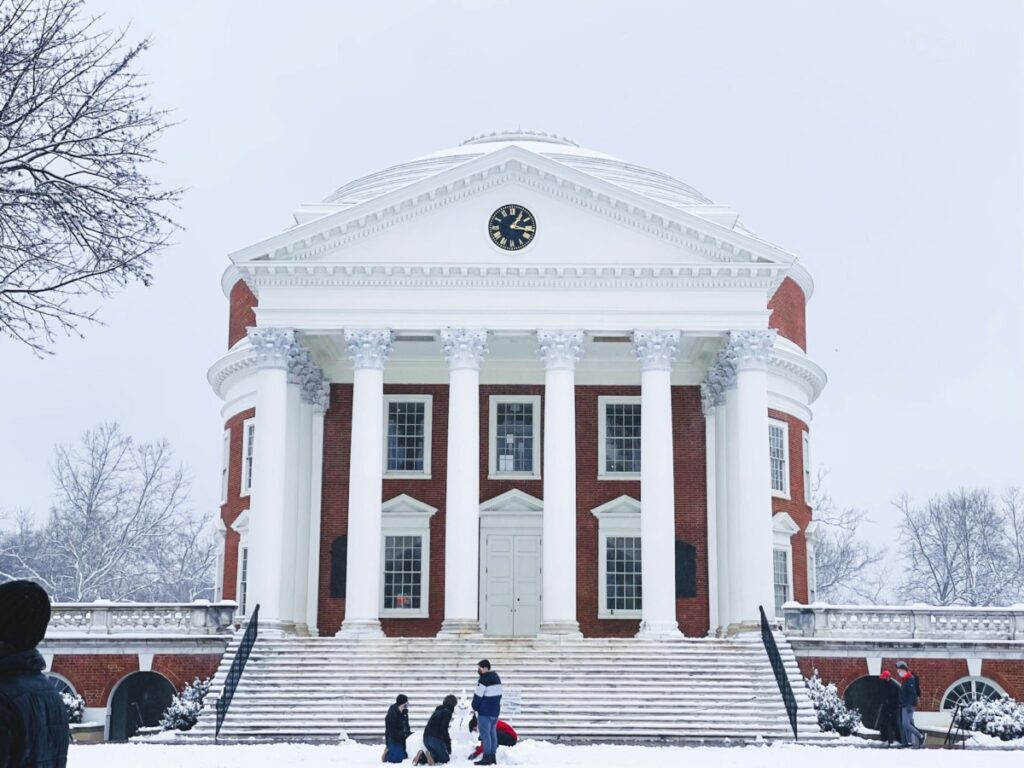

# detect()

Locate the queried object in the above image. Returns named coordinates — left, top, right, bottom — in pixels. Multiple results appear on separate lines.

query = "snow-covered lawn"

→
left=69, top=740, right=1024, bottom=767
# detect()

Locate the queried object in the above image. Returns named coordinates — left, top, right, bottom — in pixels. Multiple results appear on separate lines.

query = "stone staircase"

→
left=189, top=633, right=829, bottom=744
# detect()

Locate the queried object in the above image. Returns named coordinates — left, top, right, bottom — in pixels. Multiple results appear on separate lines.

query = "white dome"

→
left=321, top=130, right=715, bottom=211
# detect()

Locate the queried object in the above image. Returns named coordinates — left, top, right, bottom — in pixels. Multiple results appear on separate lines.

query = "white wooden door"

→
left=482, top=533, right=541, bottom=636
left=513, top=535, right=541, bottom=636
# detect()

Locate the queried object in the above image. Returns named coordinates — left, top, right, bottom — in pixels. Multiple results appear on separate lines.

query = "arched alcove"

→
left=107, top=671, right=174, bottom=741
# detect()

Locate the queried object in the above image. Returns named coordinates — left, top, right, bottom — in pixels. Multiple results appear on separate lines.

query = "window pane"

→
left=606, top=536, right=642, bottom=612
left=383, top=534, right=423, bottom=610
left=239, top=547, right=249, bottom=615
left=387, top=402, right=426, bottom=472
left=496, top=401, right=534, bottom=473
left=244, top=423, right=256, bottom=491
left=605, top=403, right=641, bottom=474
left=773, top=549, right=789, bottom=617
left=769, top=424, right=786, bottom=493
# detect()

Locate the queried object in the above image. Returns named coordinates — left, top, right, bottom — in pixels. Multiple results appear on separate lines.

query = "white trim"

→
left=488, top=394, right=542, bottom=479
left=382, top=394, right=433, bottom=479
left=231, top=510, right=250, bottom=618
left=768, top=418, right=790, bottom=499
left=772, top=512, right=799, bottom=617
left=802, top=431, right=811, bottom=505
left=597, top=396, right=642, bottom=480
left=940, top=676, right=1007, bottom=711
left=214, top=518, right=227, bottom=603
left=240, top=418, right=255, bottom=497
left=379, top=494, right=437, bottom=619
left=220, top=430, right=230, bottom=504
left=804, top=520, right=819, bottom=604
left=591, top=496, right=643, bottom=619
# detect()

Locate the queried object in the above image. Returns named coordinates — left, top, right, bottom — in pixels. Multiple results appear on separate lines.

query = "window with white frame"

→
left=802, top=431, right=812, bottom=504
left=941, top=677, right=1006, bottom=710
left=383, top=395, right=432, bottom=477
left=231, top=510, right=250, bottom=617
left=214, top=519, right=227, bottom=603
left=598, top=397, right=642, bottom=478
left=805, top=521, right=820, bottom=604
left=773, top=549, right=790, bottom=617
left=221, top=430, right=230, bottom=503
left=592, top=495, right=643, bottom=618
left=769, top=419, right=789, bottom=497
left=489, top=395, right=541, bottom=478
left=380, top=494, right=436, bottom=618
left=241, top=418, right=255, bottom=496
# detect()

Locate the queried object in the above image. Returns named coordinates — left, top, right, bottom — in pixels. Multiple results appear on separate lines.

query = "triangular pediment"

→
left=382, top=493, right=438, bottom=518
left=479, top=488, right=544, bottom=513
left=591, top=495, right=641, bottom=519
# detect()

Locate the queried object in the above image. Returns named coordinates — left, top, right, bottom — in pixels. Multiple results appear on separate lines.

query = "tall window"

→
left=383, top=535, right=423, bottom=611
left=383, top=396, right=432, bottom=477
left=773, top=548, right=790, bottom=617
left=220, top=430, right=230, bottom=503
left=599, top=397, right=642, bottom=477
left=489, top=396, right=541, bottom=477
left=238, top=546, right=249, bottom=615
left=803, top=432, right=812, bottom=504
left=769, top=420, right=789, bottom=496
left=606, top=536, right=642, bottom=614
left=241, top=419, right=255, bottom=496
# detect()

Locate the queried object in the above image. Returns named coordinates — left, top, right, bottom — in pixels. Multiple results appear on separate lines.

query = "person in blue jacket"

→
left=470, top=660, right=502, bottom=766
left=0, top=580, right=69, bottom=768
left=895, top=661, right=924, bottom=748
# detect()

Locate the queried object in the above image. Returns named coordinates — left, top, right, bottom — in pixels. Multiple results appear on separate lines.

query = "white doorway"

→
left=479, top=489, right=543, bottom=637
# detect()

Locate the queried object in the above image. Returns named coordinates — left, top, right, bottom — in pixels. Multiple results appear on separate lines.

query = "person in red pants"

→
left=467, top=715, right=518, bottom=761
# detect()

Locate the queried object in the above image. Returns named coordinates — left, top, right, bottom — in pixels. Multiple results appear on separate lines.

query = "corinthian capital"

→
left=440, top=328, right=488, bottom=371
left=536, top=329, right=584, bottom=371
left=727, top=329, right=777, bottom=371
left=700, top=383, right=716, bottom=417
left=288, top=344, right=312, bottom=385
left=632, top=329, right=680, bottom=372
left=247, top=327, right=295, bottom=370
left=312, top=381, right=331, bottom=413
left=345, top=329, right=392, bottom=370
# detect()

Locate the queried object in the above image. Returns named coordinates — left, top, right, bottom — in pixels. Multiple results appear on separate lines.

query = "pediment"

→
left=479, top=488, right=544, bottom=513
left=382, top=493, right=438, bottom=518
left=591, top=495, right=641, bottom=519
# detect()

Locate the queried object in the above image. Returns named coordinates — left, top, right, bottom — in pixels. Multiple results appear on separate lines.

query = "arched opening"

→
left=941, top=677, right=1006, bottom=710
left=844, top=675, right=886, bottom=729
left=45, top=672, right=76, bottom=696
left=107, top=671, right=174, bottom=741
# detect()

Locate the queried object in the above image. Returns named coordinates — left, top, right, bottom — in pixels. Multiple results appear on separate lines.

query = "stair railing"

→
left=759, top=605, right=798, bottom=740
left=215, top=603, right=260, bottom=742
left=943, top=702, right=967, bottom=749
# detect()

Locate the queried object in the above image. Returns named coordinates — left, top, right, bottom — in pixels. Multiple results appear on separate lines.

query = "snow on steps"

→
left=188, top=633, right=831, bottom=744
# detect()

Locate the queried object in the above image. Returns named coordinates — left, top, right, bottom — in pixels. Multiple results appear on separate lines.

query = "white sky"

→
left=2, top=1, right=1022, bottom=559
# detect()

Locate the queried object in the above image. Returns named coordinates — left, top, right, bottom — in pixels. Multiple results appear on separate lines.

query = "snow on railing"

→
left=782, top=603, right=1024, bottom=641
left=46, top=600, right=238, bottom=636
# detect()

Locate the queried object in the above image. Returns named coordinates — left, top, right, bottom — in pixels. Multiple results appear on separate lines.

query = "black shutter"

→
left=675, top=540, right=696, bottom=598
left=330, top=535, right=347, bottom=598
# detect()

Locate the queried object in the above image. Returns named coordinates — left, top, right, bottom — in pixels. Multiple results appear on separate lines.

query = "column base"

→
left=257, top=618, right=297, bottom=637
left=636, top=619, right=683, bottom=639
left=336, top=618, right=385, bottom=638
left=726, top=619, right=763, bottom=636
left=538, top=620, right=583, bottom=639
left=293, top=622, right=311, bottom=637
left=437, top=618, right=482, bottom=638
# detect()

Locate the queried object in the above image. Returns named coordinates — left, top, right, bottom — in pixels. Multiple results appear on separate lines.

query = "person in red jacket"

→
left=467, top=715, right=517, bottom=760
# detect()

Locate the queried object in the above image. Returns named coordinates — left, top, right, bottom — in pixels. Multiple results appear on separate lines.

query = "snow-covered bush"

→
left=61, top=691, right=84, bottom=725
left=805, top=670, right=862, bottom=736
left=159, top=677, right=211, bottom=732
left=955, top=696, right=1024, bottom=741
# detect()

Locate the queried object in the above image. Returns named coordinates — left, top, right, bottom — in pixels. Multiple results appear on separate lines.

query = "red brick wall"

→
left=982, top=660, right=1024, bottom=701
left=796, top=657, right=868, bottom=694
left=880, top=658, right=969, bottom=711
left=318, top=383, right=354, bottom=635
left=227, top=280, right=257, bottom=349
left=769, top=410, right=812, bottom=604
left=672, top=386, right=709, bottom=636
left=151, top=654, right=222, bottom=692
left=768, top=277, right=807, bottom=351
left=51, top=655, right=139, bottom=707
left=220, top=408, right=255, bottom=602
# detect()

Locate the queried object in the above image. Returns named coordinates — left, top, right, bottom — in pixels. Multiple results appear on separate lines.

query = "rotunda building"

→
left=208, top=130, right=826, bottom=639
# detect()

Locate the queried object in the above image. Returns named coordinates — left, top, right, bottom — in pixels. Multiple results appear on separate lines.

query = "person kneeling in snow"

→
left=467, top=714, right=517, bottom=761
left=384, top=694, right=412, bottom=763
left=413, top=694, right=458, bottom=765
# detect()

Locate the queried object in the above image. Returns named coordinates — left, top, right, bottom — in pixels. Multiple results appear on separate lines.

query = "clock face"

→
left=488, top=204, right=536, bottom=251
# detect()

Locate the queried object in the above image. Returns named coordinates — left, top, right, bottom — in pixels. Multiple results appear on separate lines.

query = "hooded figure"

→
left=0, top=580, right=70, bottom=768
left=384, top=694, right=412, bottom=763
left=875, top=670, right=902, bottom=745
left=415, top=694, right=457, bottom=765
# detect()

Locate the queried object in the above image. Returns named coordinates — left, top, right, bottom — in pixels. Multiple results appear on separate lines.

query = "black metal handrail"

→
left=215, top=604, right=260, bottom=741
left=759, top=605, right=798, bottom=740
left=944, top=702, right=967, bottom=749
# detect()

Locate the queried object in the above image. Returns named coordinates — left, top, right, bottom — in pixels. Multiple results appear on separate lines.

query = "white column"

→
left=439, top=328, right=488, bottom=636
left=727, top=329, right=777, bottom=632
left=537, top=329, right=584, bottom=636
left=338, top=329, right=392, bottom=637
left=712, top=369, right=731, bottom=635
left=725, top=371, right=742, bottom=632
left=246, top=327, right=295, bottom=633
left=277, top=347, right=304, bottom=631
left=632, top=330, right=682, bottom=639
left=700, top=384, right=719, bottom=636
left=291, top=367, right=314, bottom=635
left=306, top=382, right=329, bottom=635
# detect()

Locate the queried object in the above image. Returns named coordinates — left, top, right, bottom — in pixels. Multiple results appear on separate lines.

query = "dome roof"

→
left=321, top=130, right=716, bottom=211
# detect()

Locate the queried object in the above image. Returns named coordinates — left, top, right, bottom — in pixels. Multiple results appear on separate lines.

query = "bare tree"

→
left=809, top=469, right=888, bottom=603
left=0, top=423, right=215, bottom=601
left=895, top=488, right=1023, bottom=606
left=0, top=0, right=180, bottom=354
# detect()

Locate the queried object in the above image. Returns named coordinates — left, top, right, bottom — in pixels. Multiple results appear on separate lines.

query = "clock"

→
left=488, top=204, right=536, bottom=251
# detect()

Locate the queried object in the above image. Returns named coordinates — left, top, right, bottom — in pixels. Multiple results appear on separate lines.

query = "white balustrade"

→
left=46, top=601, right=238, bottom=636
left=783, top=603, right=1024, bottom=641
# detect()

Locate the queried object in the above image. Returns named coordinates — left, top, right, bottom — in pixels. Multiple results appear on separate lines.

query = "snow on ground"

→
left=69, top=740, right=1024, bottom=768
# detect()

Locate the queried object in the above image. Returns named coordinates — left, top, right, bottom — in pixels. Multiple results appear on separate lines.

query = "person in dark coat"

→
left=414, top=694, right=457, bottom=765
left=384, top=694, right=412, bottom=763
left=0, top=580, right=69, bottom=768
left=895, top=661, right=924, bottom=748
left=875, top=670, right=902, bottom=746
left=471, top=660, right=502, bottom=766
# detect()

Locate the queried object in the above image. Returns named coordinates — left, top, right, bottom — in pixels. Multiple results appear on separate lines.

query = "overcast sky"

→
left=2, top=1, right=1022, bottom=561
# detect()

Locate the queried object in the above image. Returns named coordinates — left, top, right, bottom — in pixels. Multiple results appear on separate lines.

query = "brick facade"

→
left=769, top=409, right=812, bottom=604
left=768, top=277, right=807, bottom=351
left=220, top=407, right=255, bottom=604
left=50, top=653, right=223, bottom=708
left=227, top=280, right=257, bottom=348
left=151, top=654, right=222, bottom=692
